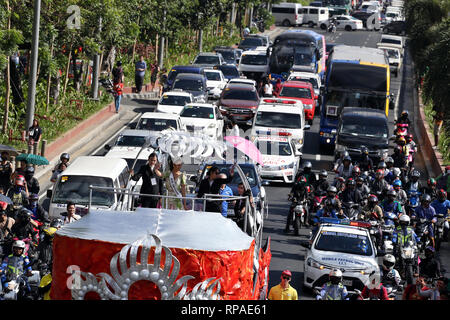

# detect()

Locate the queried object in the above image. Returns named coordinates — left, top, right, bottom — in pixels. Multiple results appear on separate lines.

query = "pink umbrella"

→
left=224, top=136, right=263, bottom=165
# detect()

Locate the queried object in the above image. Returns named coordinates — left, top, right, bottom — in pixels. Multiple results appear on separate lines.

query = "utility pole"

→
left=25, top=0, right=41, bottom=131
left=158, top=3, right=167, bottom=69
left=92, top=16, right=102, bottom=100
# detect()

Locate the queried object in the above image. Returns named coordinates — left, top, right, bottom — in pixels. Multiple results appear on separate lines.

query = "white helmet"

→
left=383, top=254, right=396, bottom=271
left=399, top=214, right=410, bottom=226
left=329, top=269, right=342, bottom=278
left=12, top=240, right=26, bottom=249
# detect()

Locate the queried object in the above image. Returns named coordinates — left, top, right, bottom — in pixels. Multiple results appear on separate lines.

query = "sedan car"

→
left=254, top=136, right=301, bottom=184
left=302, top=219, right=381, bottom=293
left=218, top=83, right=260, bottom=126
left=204, top=69, right=228, bottom=100
left=155, top=91, right=194, bottom=114
left=179, top=103, right=224, bottom=139
left=238, top=36, right=265, bottom=51
left=382, top=20, right=406, bottom=36
left=320, top=15, right=364, bottom=31
left=191, top=52, right=225, bottom=68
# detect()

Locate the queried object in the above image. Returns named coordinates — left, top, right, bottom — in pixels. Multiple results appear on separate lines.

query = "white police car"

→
left=253, top=136, right=301, bottom=184
left=302, top=218, right=381, bottom=292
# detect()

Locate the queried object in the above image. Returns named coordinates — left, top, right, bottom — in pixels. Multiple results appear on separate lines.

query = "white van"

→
left=238, top=50, right=270, bottom=80
left=301, top=6, right=329, bottom=27
left=378, top=34, right=404, bottom=54
left=47, top=156, right=131, bottom=218
left=250, top=98, right=310, bottom=153
left=135, top=112, right=182, bottom=132
left=271, top=2, right=304, bottom=27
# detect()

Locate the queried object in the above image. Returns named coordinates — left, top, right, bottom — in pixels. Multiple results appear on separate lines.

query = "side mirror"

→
left=189, top=175, right=198, bottom=183
left=246, top=119, right=253, bottom=126
left=46, top=189, right=52, bottom=198
left=300, top=241, right=311, bottom=249
left=104, top=144, right=111, bottom=150
left=295, top=150, right=302, bottom=157
left=304, top=125, right=311, bottom=130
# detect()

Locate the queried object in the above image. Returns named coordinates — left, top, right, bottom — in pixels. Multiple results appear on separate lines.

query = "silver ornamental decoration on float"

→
left=71, top=233, right=221, bottom=300
left=149, top=129, right=227, bottom=160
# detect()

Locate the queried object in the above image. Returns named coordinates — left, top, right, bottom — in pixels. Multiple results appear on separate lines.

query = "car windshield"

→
left=180, top=106, right=214, bottom=119
left=340, top=119, right=388, bottom=138
left=256, top=141, right=293, bottom=156
left=217, top=51, right=235, bottom=60
left=173, top=79, right=204, bottom=91
left=279, top=86, right=312, bottom=99
left=381, top=38, right=401, bottom=45
left=53, top=176, right=114, bottom=206
left=222, top=89, right=258, bottom=101
left=205, top=72, right=222, bottom=81
left=203, top=164, right=258, bottom=187
left=255, top=111, right=301, bottom=129
left=315, top=230, right=373, bottom=256
left=386, top=12, right=398, bottom=17
left=219, top=66, right=240, bottom=78
left=115, top=135, right=146, bottom=147
left=194, top=55, right=220, bottom=65
left=240, top=38, right=263, bottom=47
left=137, top=118, right=178, bottom=131
left=241, top=54, right=268, bottom=65
left=384, top=49, right=399, bottom=59
left=159, top=95, right=191, bottom=106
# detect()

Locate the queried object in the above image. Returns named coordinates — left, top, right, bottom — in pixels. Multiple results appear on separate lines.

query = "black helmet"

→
left=60, top=153, right=70, bottom=161
left=361, top=146, right=369, bottom=155
left=18, top=207, right=32, bottom=221
left=421, top=194, right=431, bottom=203
left=25, top=165, right=35, bottom=174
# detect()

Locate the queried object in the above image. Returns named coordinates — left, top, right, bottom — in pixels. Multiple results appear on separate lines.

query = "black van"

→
left=335, top=107, right=389, bottom=164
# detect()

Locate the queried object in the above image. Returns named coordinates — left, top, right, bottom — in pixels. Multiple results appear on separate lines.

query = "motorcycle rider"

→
left=380, top=254, right=402, bottom=293
left=286, top=176, right=310, bottom=232
left=393, top=180, right=408, bottom=206
left=53, top=153, right=70, bottom=172
left=10, top=208, right=38, bottom=246
left=360, top=194, right=384, bottom=222
left=312, top=198, right=338, bottom=235
left=313, top=169, right=329, bottom=195
left=436, top=165, right=450, bottom=197
left=335, top=155, right=353, bottom=180
left=396, top=110, right=411, bottom=126
left=6, top=175, right=29, bottom=212
left=24, top=166, right=40, bottom=195
left=351, top=166, right=361, bottom=180
left=25, top=193, right=49, bottom=228
left=316, top=269, right=348, bottom=300
left=358, top=147, right=374, bottom=172
left=392, top=145, right=408, bottom=170
left=295, top=161, right=317, bottom=188
left=0, top=240, right=33, bottom=292
left=412, top=194, right=437, bottom=248
left=380, top=190, right=404, bottom=220
left=333, top=151, right=350, bottom=172
left=0, top=151, right=13, bottom=192
left=325, top=186, right=343, bottom=215
left=405, top=170, right=423, bottom=193
left=355, top=176, right=370, bottom=199
left=339, top=178, right=363, bottom=218
left=431, top=189, right=450, bottom=241
left=358, top=271, right=389, bottom=300
left=377, top=161, right=388, bottom=178
left=418, top=246, right=442, bottom=279
left=421, top=178, right=438, bottom=200
left=370, top=169, right=391, bottom=201
left=392, top=215, right=420, bottom=253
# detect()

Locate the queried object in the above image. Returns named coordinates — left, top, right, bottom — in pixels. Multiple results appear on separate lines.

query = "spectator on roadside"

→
left=113, top=80, right=124, bottom=113
left=28, top=119, right=42, bottom=147
left=268, top=270, right=298, bottom=300
left=135, top=55, right=147, bottom=94
left=61, top=202, right=81, bottom=224
left=150, top=62, right=159, bottom=91
left=159, top=68, right=168, bottom=96
left=433, top=111, right=444, bottom=149
left=263, top=78, right=273, bottom=97
left=112, top=60, right=124, bottom=84
left=218, top=174, right=233, bottom=218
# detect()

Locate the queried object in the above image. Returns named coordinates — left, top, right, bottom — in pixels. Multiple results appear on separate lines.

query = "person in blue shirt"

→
left=218, top=174, right=234, bottom=218
left=412, top=194, right=437, bottom=246
left=0, top=240, right=33, bottom=291
left=392, top=215, right=420, bottom=248
left=380, top=189, right=403, bottom=225
left=431, top=189, right=450, bottom=241
left=312, top=198, right=338, bottom=237
left=135, top=55, right=147, bottom=94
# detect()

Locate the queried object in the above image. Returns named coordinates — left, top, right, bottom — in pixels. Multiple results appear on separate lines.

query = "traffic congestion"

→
left=0, top=0, right=448, bottom=302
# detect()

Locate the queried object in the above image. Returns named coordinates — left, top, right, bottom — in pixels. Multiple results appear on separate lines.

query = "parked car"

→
left=382, top=20, right=406, bottom=35
left=204, top=69, right=228, bottom=100
left=179, top=103, right=224, bottom=140
left=191, top=52, right=225, bottom=68
left=275, top=80, right=318, bottom=125
left=156, top=90, right=194, bottom=114
left=218, top=82, right=260, bottom=126
left=320, top=15, right=364, bottom=31
left=171, top=73, right=208, bottom=103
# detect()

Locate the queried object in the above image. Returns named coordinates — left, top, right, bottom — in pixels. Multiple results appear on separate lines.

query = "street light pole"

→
left=25, top=0, right=41, bottom=131
left=92, top=16, right=102, bottom=100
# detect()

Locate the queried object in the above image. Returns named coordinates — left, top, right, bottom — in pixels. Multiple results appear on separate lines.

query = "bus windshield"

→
left=327, top=90, right=386, bottom=111
left=329, top=63, right=387, bottom=92
left=270, top=41, right=315, bottom=74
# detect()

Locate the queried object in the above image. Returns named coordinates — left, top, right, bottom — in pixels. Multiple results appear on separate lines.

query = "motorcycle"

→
left=368, top=220, right=383, bottom=251
left=0, top=261, right=40, bottom=300
left=327, top=20, right=337, bottom=33
left=405, top=190, right=421, bottom=216
left=434, top=214, right=446, bottom=251
left=312, top=190, right=326, bottom=214
left=394, top=123, right=408, bottom=137
left=395, top=240, right=419, bottom=285
left=381, top=224, right=395, bottom=254
left=412, top=217, right=433, bottom=254
left=289, top=197, right=309, bottom=236
left=342, top=202, right=361, bottom=221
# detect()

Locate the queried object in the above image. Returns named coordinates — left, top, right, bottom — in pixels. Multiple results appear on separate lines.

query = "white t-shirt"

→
left=264, top=83, right=273, bottom=95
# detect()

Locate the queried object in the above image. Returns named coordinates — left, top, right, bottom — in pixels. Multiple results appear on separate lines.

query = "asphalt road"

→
left=41, top=25, right=449, bottom=300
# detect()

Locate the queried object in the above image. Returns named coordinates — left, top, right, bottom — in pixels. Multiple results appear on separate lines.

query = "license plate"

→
left=342, top=280, right=352, bottom=286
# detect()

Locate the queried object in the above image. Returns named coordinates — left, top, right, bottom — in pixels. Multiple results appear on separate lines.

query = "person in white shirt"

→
left=62, top=202, right=81, bottom=224
left=263, top=79, right=273, bottom=97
